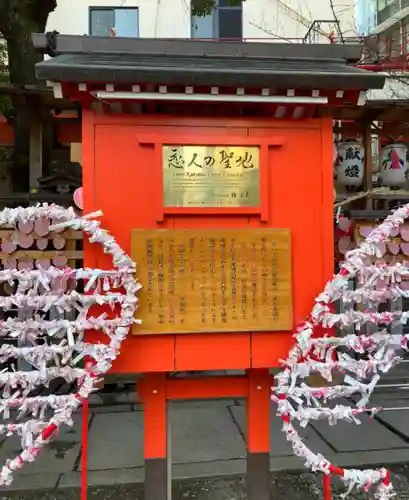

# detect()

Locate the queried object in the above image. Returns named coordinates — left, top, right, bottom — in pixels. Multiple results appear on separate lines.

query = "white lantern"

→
left=336, top=141, right=364, bottom=187
left=379, top=143, right=408, bottom=188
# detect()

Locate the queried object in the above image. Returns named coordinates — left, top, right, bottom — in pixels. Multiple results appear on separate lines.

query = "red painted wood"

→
left=138, top=373, right=168, bottom=459
left=82, top=114, right=334, bottom=373
left=247, top=369, right=271, bottom=453
left=166, top=376, right=248, bottom=399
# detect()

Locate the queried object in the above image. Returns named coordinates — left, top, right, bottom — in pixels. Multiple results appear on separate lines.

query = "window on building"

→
left=191, top=0, right=243, bottom=39
left=377, top=0, right=401, bottom=24
left=89, top=7, right=139, bottom=37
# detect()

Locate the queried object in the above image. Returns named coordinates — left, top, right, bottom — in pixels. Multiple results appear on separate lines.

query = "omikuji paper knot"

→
left=0, top=204, right=140, bottom=487
left=274, top=203, right=409, bottom=499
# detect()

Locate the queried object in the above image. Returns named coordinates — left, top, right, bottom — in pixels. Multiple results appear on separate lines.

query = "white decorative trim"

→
left=49, top=82, right=63, bottom=99
left=358, top=91, right=367, bottom=106
left=92, top=91, right=328, bottom=105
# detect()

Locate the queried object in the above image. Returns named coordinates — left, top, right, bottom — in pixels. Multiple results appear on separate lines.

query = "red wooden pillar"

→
left=139, top=373, right=169, bottom=500
left=246, top=368, right=271, bottom=500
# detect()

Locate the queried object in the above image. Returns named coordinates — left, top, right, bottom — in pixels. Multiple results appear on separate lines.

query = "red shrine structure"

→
left=33, top=34, right=385, bottom=500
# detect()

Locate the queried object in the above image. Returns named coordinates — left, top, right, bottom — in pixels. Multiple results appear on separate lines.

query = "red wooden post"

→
left=246, top=369, right=271, bottom=500
left=81, top=398, right=89, bottom=500
left=139, top=373, right=169, bottom=500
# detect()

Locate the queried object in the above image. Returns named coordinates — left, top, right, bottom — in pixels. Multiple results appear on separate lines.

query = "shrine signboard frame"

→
left=137, top=135, right=284, bottom=223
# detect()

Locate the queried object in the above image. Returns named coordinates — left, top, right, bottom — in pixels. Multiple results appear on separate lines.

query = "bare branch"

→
left=248, top=21, right=295, bottom=43
left=328, top=0, right=344, bottom=43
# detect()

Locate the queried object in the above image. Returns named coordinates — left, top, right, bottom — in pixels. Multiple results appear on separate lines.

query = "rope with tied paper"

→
left=274, top=204, right=409, bottom=499
left=0, top=204, right=140, bottom=486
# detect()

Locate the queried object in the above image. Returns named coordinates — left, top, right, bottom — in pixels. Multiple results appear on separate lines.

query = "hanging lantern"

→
left=379, top=143, right=408, bottom=188
left=336, top=141, right=364, bottom=188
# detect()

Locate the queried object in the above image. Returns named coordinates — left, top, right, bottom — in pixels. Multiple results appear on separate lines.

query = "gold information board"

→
left=131, top=229, right=292, bottom=335
left=162, top=145, right=260, bottom=207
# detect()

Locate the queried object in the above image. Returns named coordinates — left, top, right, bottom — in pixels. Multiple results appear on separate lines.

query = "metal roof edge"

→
left=32, top=33, right=363, bottom=62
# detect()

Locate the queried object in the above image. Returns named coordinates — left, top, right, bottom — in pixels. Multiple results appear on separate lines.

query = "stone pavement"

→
left=2, top=384, right=409, bottom=494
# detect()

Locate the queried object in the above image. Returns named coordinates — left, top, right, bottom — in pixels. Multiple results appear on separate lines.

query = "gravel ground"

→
left=3, top=465, right=409, bottom=500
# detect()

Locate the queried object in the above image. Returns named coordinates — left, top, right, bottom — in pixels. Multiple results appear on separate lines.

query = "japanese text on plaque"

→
left=162, top=145, right=260, bottom=207
left=131, top=229, right=292, bottom=335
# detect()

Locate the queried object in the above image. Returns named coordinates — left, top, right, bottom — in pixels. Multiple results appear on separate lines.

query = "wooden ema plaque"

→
left=131, top=228, right=292, bottom=334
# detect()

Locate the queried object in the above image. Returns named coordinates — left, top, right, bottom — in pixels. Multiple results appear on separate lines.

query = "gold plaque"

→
left=131, top=228, right=292, bottom=335
left=163, top=145, right=260, bottom=207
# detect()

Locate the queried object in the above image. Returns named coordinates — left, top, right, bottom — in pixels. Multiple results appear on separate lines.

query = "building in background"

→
left=46, top=0, right=357, bottom=42
left=356, top=0, right=377, bottom=34
left=358, top=0, right=409, bottom=100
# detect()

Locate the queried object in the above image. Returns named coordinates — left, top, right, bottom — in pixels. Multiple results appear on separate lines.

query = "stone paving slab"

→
left=83, top=404, right=246, bottom=471
left=81, top=412, right=144, bottom=470
left=62, top=459, right=247, bottom=488
left=90, top=392, right=137, bottom=406
left=332, top=448, right=409, bottom=468
left=371, top=393, right=409, bottom=406
left=0, top=414, right=88, bottom=476
left=311, top=414, right=406, bottom=452
left=90, top=404, right=134, bottom=414
left=230, top=404, right=334, bottom=457
left=170, top=404, right=246, bottom=463
left=369, top=396, right=409, bottom=439
left=60, top=468, right=144, bottom=488
left=171, top=399, right=241, bottom=410
left=371, top=391, right=409, bottom=401
left=3, top=473, right=60, bottom=492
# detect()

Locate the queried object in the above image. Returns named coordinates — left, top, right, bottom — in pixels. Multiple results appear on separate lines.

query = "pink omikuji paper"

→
left=73, top=187, right=83, bottom=210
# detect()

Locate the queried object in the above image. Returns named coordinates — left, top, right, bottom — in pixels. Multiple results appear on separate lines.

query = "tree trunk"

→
left=0, top=0, right=56, bottom=192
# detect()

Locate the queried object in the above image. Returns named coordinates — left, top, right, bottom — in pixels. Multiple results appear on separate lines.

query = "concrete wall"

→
left=46, top=0, right=191, bottom=38
left=46, top=0, right=357, bottom=40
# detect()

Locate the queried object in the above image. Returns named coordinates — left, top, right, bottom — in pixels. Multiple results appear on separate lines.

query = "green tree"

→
left=0, top=0, right=57, bottom=191
left=0, top=36, right=12, bottom=119
left=191, top=0, right=242, bottom=16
